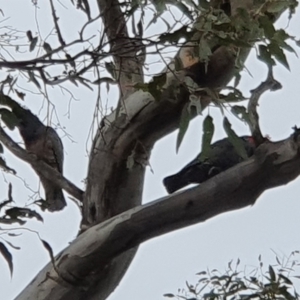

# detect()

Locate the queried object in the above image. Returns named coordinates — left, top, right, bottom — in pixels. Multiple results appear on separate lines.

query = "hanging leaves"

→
left=134, top=73, right=167, bottom=100
left=0, top=108, right=19, bottom=130
left=223, top=117, right=248, bottom=159
left=28, top=71, right=41, bottom=89
left=29, top=37, right=38, bottom=52
left=258, top=16, right=276, bottom=40
left=176, top=103, right=191, bottom=153
left=105, top=62, right=117, bottom=80
left=0, top=157, right=16, bottom=174
left=26, top=30, right=33, bottom=42
left=0, top=242, right=13, bottom=276
left=258, top=44, right=275, bottom=68
left=269, top=41, right=290, bottom=70
left=43, top=42, right=52, bottom=58
left=5, top=207, right=43, bottom=222
left=198, top=115, right=214, bottom=161
left=41, top=239, right=55, bottom=267
left=231, top=105, right=251, bottom=125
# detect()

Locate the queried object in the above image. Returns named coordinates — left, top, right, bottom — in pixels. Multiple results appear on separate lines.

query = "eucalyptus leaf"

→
left=0, top=157, right=16, bottom=174
left=231, top=105, right=251, bottom=125
left=269, top=41, right=290, bottom=70
left=0, top=108, right=19, bottom=130
left=176, top=103, right=191, bottom=153
left=41, top=239, right=55, bottom=267
left=223, top=117, right=248, bottom=159
left=258, top=44, right=275, bottom=67
left=0, top=242, right=13, bottom=276
left=198, top=115, right=214, bottom=161
left=29, top=37, right=38, bottom=52
left=258, top=16, right=275, bottom=39
left=267, top=1, right=289, bottom=13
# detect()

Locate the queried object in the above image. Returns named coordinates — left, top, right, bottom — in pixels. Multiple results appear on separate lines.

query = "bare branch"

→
left=49, top=0, right=65, bottom=46
left=97, top=0, right=144, bottom=96
left=248, top=69, right=282, bottom=145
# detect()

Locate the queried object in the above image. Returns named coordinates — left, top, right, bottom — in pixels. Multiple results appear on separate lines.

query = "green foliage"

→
left=176, top=103, right=191, bottom=153
left=0, top=182, right=44, bottom=276
left=231, top=105, right=251, bottom=126
left=0, top=156, right=16, bottom=174
left=198, top=115, right=214, bottom=161
left=164, top=252, right=300, bottom=300
left=146, top=0, right=299, bottom=156
left=134, top=73, right=167, bottom=100
left=105, top=62, right=117, bottom=80
left=159, top=26, right=194, bottom=45
left=221, top=89, right=247, bottom=103
left=29, top=36, right=38, bottom=52
left=223, top=118, right=248, bottom=160
left=198, top=0, right=210, bottom=10
left=0, top=109, right=19, bottom=130
left=40, top=239, right=55, bottom=271
left=140, top=0, right=196, bottom=28
left=176, top=92, right=209, bottom=153
left=0, top=242, right=13, bottom=276
left=5, top=207, right=43, bottom=223
left=258, top=44, right=275, bottom=67
left=255, top=1, right=299, bottom=71
left=28, top=71, right=41, bottom=89
left=43, top=42, right=52, bottom=57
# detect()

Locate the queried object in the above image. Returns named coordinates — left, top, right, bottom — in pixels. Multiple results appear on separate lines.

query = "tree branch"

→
left=16, top=133, right=300, bottom=300
left=0, top=127, right=84, bottom=202
left=248, top=69, right=282, bottom=145
left=96, top=0, right=144, bottom=97
left=49, top=0, right=65, bottom=46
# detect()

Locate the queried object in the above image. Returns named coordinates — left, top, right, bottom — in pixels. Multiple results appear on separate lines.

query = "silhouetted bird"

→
left=163, top=136, right=256, bottom=194
left=12, top=104, right=66, bottom=211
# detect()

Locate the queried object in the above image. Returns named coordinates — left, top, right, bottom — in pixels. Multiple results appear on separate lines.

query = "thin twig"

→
left=49, top=0, right=65, bottom=46
left=248, top=68, right=282, bottom=145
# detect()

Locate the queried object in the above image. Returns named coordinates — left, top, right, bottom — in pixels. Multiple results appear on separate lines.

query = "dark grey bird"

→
left=163, top=136, right=257, bottom=194
left=12, top=104, right=66, bottom=211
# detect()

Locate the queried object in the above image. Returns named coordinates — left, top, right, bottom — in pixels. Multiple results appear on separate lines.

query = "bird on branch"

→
left=10, top=101, right=66, bottom=212
left=163, top=136, right=257, bottom=194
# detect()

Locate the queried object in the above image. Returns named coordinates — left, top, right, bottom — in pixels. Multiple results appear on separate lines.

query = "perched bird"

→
left=184, top=46, right=236, bottom=89
left=12, top=104, right=66, bottom=212
left=163, top=136, right=256, bottom=194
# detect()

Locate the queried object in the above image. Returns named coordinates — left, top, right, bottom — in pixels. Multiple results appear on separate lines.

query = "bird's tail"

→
left=44, top=185, right=66, bottom=212
left=163, top=173, right=190, bottom=194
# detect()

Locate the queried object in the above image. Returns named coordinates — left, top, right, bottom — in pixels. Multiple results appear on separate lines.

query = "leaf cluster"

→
left=0, top=183, right=44, bottom=276
left=165, top=252, right=300, bottom=300
left=174, top=0, right=299, bottom=153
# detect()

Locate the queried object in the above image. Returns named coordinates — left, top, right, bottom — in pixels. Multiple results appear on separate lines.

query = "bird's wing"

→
left=43, top=127, right=64, bottom=173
